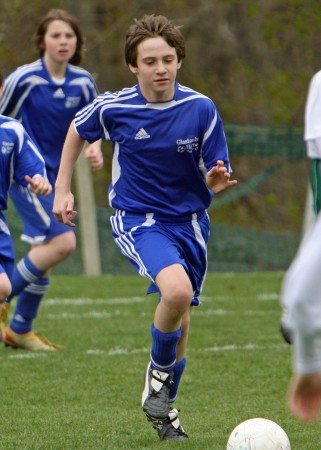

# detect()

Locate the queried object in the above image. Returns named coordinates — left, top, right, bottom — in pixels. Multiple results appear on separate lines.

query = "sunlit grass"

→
left=1, top=273, right=317, bottom=449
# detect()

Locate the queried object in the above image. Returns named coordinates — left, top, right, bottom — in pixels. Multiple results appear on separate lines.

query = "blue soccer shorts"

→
left=9, top=183, right=74, bottom=245
left=0, top=213, right=15, bottom=278
left=110, top=210, right=210, bottom=305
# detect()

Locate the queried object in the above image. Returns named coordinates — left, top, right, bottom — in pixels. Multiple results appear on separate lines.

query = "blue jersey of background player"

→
left=53, top=14, right=237, bottom=441
left=0, top=114, right=51, bottom=339
left=0, top=9, right=103, bottom=351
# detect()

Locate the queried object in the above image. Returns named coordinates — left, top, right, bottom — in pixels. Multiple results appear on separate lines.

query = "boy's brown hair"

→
left=125, top=14, right=186, bottom=67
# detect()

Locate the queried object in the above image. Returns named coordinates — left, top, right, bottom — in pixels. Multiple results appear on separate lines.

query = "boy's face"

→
left=129, top=36, right=181, bottom=102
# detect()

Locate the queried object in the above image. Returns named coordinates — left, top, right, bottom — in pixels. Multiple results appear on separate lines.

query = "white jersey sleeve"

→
left=305, top=71, right=321, bottom=148
left=306, top=137, right=321, bottom=159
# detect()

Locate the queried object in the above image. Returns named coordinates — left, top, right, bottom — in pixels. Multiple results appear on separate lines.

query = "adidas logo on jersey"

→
left=134, top=128, right=150, bottom=140
left=53, top=88, right=65, bottom=98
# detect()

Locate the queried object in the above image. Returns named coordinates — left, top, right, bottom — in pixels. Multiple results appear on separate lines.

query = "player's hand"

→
left=85, top=143, right=103, bottom=171
left=206, top=160, right=237, bottom=193
left=25, top=175, right=52, bottom=196
left=52, top=191, right=77, bottom=227
left=287, top=372, right=321, bottom=422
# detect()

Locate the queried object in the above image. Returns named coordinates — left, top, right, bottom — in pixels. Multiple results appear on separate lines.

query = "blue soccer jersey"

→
left=0, top=114, right=47, bottom=275
left=0, top=115, right=47, bottom=212
left=75, top=82, right=231, bottom=216
left=0, top=58, right=99, bottom=184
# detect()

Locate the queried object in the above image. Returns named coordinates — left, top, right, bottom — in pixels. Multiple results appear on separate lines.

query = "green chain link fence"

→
left=6, top=125, right=308, bottom=274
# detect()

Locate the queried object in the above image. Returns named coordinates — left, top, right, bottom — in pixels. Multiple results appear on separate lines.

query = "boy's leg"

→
left=4, top=277, right=62, bottom=351
left=169, top=308, right=191, bottom=403
left=0, top=224, right=14, bottom=335
left=10, top=277, right=50, bottom=334
left=142, top=264, right=191, bottom=440
left=0, top=272, right=11, bottom=339
left=5, top=233, right=75, bottom=350
left=8, top=254, right=45, bottom=301
left=6, top=185, right=76, bottom=348
left=142, top=326, right=181, bottom=419
left=111, top=212, right=208, bottom=440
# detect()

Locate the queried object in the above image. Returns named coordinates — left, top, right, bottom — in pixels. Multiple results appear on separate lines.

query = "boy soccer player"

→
left=282, top=211, right=321, bottom=423
left=53, top=14, right=237, bottom=440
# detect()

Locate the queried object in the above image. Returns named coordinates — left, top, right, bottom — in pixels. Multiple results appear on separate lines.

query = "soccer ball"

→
left=226, top=417, right=291, bottom=449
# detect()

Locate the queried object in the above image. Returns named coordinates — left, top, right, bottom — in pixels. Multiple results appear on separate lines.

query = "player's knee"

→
left=64, top=232, right=77, bottom=255
left=61, top=236, right=76, bottom=258
left=53, top=232, right=76, bottom=259
left=168, top=284, right=193, bottom=312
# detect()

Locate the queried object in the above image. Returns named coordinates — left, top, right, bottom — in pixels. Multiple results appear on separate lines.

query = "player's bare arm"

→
left=206, top=160, right=237, bottom=193
left=53, top=120, right=85, bottom=226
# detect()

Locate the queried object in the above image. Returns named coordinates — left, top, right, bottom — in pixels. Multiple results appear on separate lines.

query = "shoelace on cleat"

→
left=146, top=408, right=182, bottom=431
left=156, top=409, right=188, bottom=440
left=146, top=415, right=165, bottom=430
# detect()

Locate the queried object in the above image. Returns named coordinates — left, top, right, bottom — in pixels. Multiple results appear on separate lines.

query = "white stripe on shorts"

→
left=111, top=211, right=151, bottom=279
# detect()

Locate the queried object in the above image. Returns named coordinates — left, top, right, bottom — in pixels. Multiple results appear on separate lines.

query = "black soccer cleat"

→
left=142, top=361, right=173, bottom=420
left=153, top=408, right=188, bottom=441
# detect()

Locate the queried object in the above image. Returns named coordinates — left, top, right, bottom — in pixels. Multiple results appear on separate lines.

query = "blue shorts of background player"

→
left=10, top=183, right=73, bottom=244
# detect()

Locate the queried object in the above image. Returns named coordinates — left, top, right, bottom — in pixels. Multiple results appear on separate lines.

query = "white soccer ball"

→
left=226, top=417, right=291, bottom=449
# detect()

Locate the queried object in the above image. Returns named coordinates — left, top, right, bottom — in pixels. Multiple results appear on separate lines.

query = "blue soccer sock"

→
left=150, top=323, right=182, bottom=373
left=170, top=357, right=187, bottom=403
left=10, top=277, right=50, bottom=334
left=8, top=255, right=45, bottom=302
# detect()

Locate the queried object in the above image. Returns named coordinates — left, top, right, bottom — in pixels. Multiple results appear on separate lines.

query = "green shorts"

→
left=310, top=159, right=321, bottom=214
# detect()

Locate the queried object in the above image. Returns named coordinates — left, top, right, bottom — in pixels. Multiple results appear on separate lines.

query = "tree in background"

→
left=1, top=0, right=321, bottom=126
left=0, top=0, right=315, bottom=244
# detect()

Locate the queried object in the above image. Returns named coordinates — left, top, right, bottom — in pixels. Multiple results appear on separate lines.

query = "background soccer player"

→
left=304, top=69, right=321, bottom=215
left=0, top=9, right=103, bottom=350
left=53, top=14, right=237, bottom=440
left=282, top=211, right=321, bottom=423
left=0, top=113, right=51, bottom=344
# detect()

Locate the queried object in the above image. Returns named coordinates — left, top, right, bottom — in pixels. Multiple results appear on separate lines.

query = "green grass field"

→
left=1, top=272, right=319, bottom=449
